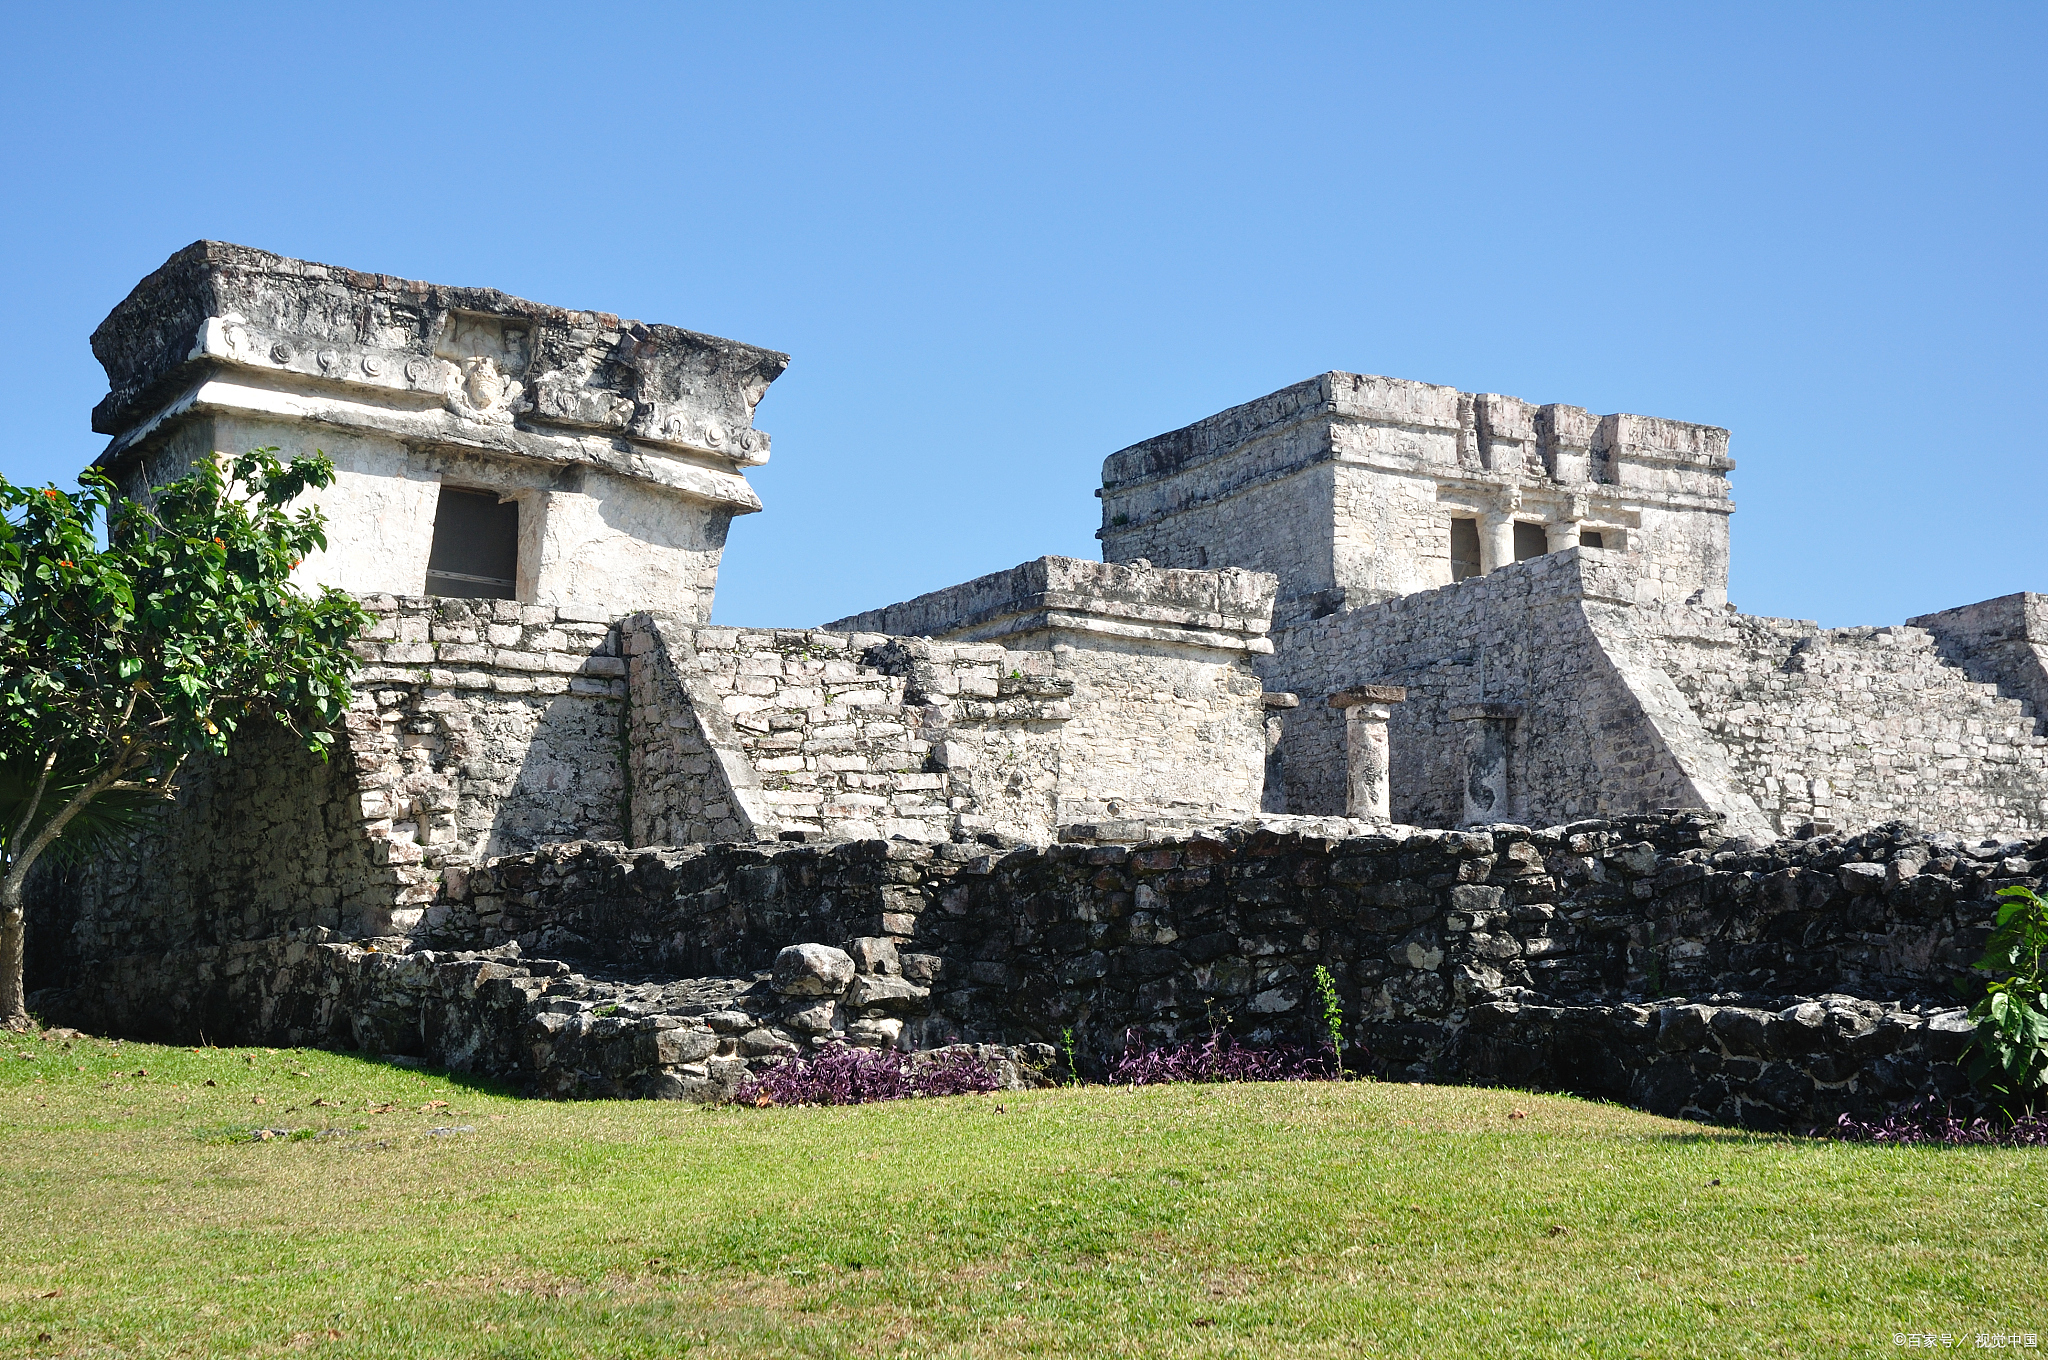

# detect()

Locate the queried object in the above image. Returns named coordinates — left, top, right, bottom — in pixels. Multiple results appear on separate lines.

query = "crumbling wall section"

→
left=1632, top=609, right=2048, bottom=838
left=29, top=594, right=633, bottom=972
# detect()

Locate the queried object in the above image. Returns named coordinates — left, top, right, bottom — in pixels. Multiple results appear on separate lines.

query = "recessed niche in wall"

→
left=1513, top=521, right=1547, bottom=562
left=425, top=487, right=519, bottom=600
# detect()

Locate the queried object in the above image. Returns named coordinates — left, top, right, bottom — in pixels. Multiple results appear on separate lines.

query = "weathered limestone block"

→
left=772, top=943, right=855, bottom=997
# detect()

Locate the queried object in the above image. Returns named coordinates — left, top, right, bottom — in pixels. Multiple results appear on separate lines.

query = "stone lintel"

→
left=1261, top=692, right=1301, bottom=709
left=1330, top=685, right=1407, bottom=708
left=1449, top=703, right=1522, bottom=722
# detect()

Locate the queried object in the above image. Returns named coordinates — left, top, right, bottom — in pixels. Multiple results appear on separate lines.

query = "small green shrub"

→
left=1061, top=1027, right=1079, bottom=1086
left=1312, top=965, right=1345, bottom=1078
left=1963, top=885, right=2048, bottom=1111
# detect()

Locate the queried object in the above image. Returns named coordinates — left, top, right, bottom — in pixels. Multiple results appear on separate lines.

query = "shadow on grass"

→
left=318, top=1050, right=525, bottom=1100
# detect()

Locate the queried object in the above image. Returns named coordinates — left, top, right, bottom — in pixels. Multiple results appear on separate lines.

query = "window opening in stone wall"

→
left=1580, top=530, right=1604, bottom=550
left=1513, top=521, right=1547, bottom=562
left=425, top=486, right=519, bottom=599
left=1450, top=517, right=1481, bottom=581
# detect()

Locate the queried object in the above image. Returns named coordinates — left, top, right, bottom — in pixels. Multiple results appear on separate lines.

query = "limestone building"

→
left=848, top=374, right=2048, bottom=844
left=53, top=244, right=1287, bottom=956
left=93, top=241, right=787, bottom=621
left=1094, top=371, right=1732, bottom=627
left=24, top=244, right=2040, bottom=1124
left=79, top=242, right=2048, bottom=865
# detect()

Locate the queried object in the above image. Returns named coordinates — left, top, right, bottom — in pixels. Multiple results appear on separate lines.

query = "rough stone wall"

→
left=36, top=590, right=1274, bottom=987
left=1911, top=593, right=2048, bottom=723
left=623, top=614, right=773, bottom=846
left=823, top=557, right=1275, bottom=834
left=1329, top=461, right=1455, bottom=609
left=1260, top=547, right=2048, bottom=843
left=624, top=621, right=1070, bottom=846
left=622, top=616, right=1259, bottom=845
left=42, top=814, right=2009, bottom=1128
left=350, top=595, right=630, bottom=874
left=30, top=594, right=633, bottom=976
left=1025, top=632, right=1275, bottom=827
left=22, top=722, right=360, bottom=990
left=1104, top=458, right=1343, bottom=612
left=1635, top=610, right=2048, bottom=839
left=49, top=930, right=1052, bottom=1104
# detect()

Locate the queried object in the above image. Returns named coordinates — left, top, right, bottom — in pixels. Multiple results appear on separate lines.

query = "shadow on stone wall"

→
left=31, top=810, right=2012, bottom=1129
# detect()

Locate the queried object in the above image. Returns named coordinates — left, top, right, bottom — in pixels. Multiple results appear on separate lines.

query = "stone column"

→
left=1449, top=702, right=1520, bottom=826
left=1329, top=685, right=1407, bottom=820
left=1478, top=513, right=1516, bottom=576
left=1545, top=519, right=1582, bottom=554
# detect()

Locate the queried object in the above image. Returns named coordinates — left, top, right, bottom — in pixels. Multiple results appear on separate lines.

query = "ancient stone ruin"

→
left=28, top=242, right=2045, bottom=1127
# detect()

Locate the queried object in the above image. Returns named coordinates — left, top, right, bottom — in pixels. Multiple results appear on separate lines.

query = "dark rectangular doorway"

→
left=425, top=487, right=519, bottom=599
left=1450, top=517, right=1482, bottom=581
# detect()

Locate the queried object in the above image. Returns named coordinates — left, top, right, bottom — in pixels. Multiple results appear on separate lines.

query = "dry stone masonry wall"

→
left=37, top=813, right=2009, bottom=1129
left=29, top=594, right=631, bottom=963
left=1644, top=611, right=2048, bottom=839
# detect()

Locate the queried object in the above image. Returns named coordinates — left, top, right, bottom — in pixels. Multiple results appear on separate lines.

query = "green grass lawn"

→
left=0, top=1028, right=2040, bottom=1359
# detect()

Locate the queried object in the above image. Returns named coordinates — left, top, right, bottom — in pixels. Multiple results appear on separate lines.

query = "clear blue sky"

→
left=2, top=3, right=2040, bottom=628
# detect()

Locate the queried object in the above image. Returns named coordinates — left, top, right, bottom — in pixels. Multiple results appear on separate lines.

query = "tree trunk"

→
left=0, top=749, right=139, bottom=1030
left=0, top=879, right=25, bottom=1030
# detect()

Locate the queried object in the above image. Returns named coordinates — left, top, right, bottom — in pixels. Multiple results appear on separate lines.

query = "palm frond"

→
left=0, top=749, right=165, bottom=867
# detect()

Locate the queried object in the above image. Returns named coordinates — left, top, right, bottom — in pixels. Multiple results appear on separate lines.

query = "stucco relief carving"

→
left=445, top=354, right=522, bottom=426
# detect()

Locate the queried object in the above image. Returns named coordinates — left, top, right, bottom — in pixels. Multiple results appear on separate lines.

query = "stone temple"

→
left=28, top=243, right=2045, bottom=1126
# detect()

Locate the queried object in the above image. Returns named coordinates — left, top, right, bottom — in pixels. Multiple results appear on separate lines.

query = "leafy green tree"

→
left=0, top=450, right=365, bottom=1028
left=1963, top=884, right=2048, bottom=1112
